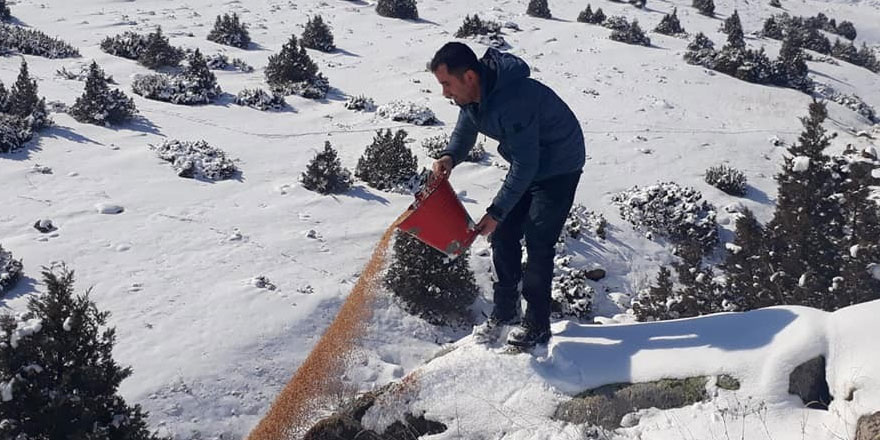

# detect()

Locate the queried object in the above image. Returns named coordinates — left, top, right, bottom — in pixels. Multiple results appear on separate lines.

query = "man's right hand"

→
left=432, top=155, right=454, bottom=181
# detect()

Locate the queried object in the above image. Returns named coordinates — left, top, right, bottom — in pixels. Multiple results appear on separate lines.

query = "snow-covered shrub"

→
left=654, top=8, right=686, bottom=36
left=150, top=139, right=238, bottom=180
left=355, top=129, right=418, bottom=191
left=100, top=31, right=148, bottom=60
left=812, top=83, right=877, bottom=124
left=609, top=19, right=651, bottom=46
left=138, top=26, right=184, bottom=69
left=421, top=133, right=485, bottom=162
left=204, top=53, right=254, bottom=72
left=56, top=64, right=115, bottom=83
left=0, top=266, right=165, bottom=439
left=384, top=231, right=479, bottom=326
left=551, top=255, right=595, bottom=320
left=234, top=88, right=287, bottom=111
left=692, top=0, right=714, bottom=16
left=265, top=34, right=329, bottom=99
left=684, top=32, right=716, bottom=67
left=612, top=182, right=719, bottom=254
left=562, top=204, right=607, bottom=241
left=0, top=113, right=30, bottom=153
left=377, top=100, right=438, bottom=125
left=69, top=62, right=137, bottom=126
left=132, top=50, right=220, bottom=105
left=602, top=16, right=630, bottom=32
left=207, top=12, right=251, bottom=49
left=0, top=24, right=79, bottom=58
left=0, top=244, right=22, bottom=296
left=301, top=15, right=335, bottom=52
left=376, top=0, right=418, bottom=20
left=344, top=94, right=376, bottom=112
left=301, top=141, right=353, bottom=195
left=526, top=0, right=551, bottom=18
left=704, top=164, right=747, bottom=196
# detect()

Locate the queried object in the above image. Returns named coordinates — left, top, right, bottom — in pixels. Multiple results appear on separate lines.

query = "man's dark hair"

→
left=429, top=42, right=480, bottom=76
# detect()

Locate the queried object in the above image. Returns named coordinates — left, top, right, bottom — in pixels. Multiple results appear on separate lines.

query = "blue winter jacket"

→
left=440, top=48, right=586, bottom=222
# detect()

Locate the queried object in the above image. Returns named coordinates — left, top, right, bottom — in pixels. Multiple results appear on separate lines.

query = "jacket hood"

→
left=479, top=48, right=530, bottom=98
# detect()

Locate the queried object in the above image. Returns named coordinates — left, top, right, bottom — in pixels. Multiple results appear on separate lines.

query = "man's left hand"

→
left=474, top=213, right=498, bottom=237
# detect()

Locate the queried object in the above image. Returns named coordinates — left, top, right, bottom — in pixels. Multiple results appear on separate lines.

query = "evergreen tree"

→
left=773, top=30, right=810, bottom=90
left=591, top=8, right=607, bottom=25
left=455, top=14, right=501, bottom=37
left=692, top=0, right=714, bottom=17
left=833, top=150, right=880, bottom=307
left=722, top=208, right=782, bottom=310
left=684, top=32, right=717, bottom=67
left=0, top=243, right=22, bottom=295
left=0, top=266, right=165, bottom=439
left=769, top=0, right=781, bottom=8
left=577, top=5, right=594, bottom=23
left=761, top=15, right=785, bottom=40
left=354, top=129, right=417, bottom=191
left=632, top=266, right=674, bottom=321
left=69, top=61, right=137, bottom=126
left=376, top=0, right=418, bottom=20
left=766, top=101, right=842, bottom=309
left=722, top=10, right=745, bottom=50
left=138, top=26, right=183, bottom=69
left=655, top=8, right=685, bottom=36
left=300, top=141, right=353, bottom=195
left=301, top=15, right=335, bottom=52
left=671, top=242, right=723, bottom=317
left=835, top=20, right=856, bottom=40
left=0, top=0, right=10, bottom=21
left=183, top=48, right=220, bottom=99
left=8, top=60, right=48, bottom=131
left=207, top=12, right=251, bottom=49
left=527, top=0, right=552, bottom=19
left=857, top=43, right=880, bottom=72
left=265, top=34, right=319, bottom=91
left=0, top=80, right=8, bottom=113
left=384, top=231, right=479, bottom=325
left=832, top=38, right=859, bottom=64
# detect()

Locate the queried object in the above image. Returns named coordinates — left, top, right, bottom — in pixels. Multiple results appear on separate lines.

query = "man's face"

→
left=433, top=64, right=477, bottom=106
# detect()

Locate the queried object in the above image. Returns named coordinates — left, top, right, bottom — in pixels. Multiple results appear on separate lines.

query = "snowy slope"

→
left=0, top=0, right=878, bottom=438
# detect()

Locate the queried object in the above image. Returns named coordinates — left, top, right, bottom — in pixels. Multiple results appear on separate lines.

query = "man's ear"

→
left=464, top=69, right=479, bottom=85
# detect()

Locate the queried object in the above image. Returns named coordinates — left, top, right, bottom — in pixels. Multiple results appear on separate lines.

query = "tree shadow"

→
left=115, top=115, right=163, bottom=135
left=535, top=307, right=799, bottom=392
left=333, top=48, right=360, bottom=57
left=41, top=126, right=102, bottom=145
left=191, top=169, right=245, bottom=184
left=744, top=184, right=772, bottom=205
left=247, top=41, right=269, bottom=51
left=342, top=185, right=390, bottom=205
left=410, top=17, right=441, bottom=26
left=6, top=17, right=29, bottom=27
left=0, top=142, right=40, bottom=161
left=317, top=87, right=349, bottom=103
left=0, top=275, right=37, bottom=307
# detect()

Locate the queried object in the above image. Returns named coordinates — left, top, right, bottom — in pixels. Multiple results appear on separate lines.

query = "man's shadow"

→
left=533, top=308, right=798, bottom=392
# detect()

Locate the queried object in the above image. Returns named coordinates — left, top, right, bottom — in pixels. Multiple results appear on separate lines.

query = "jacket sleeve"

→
left=439, top=108, right=478, bottom=166
left=488, top=110, right=539, bottom=222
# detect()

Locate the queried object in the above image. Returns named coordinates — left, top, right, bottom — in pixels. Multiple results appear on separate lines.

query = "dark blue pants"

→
left=490, top=171, right=581, bottom=330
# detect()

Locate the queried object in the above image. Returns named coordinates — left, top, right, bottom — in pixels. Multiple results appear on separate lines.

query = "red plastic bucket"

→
left=397, top=172, right=478, bottom=258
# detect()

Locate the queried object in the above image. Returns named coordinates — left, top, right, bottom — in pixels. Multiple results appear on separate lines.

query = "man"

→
left=429, top=42, right=585, bottom=348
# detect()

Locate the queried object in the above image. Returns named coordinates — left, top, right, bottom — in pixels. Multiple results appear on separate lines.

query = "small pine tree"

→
left=722, top=208, right=781, bottom=310
left=769, top=0, right=781, bottom=7
left=0, top=266, right=165, bottom=439
left=138, top=26, right=183, bottom=69
left=355, top=129, right=417, bottom=191
left=722, top=10, right=745, bottom=50
left=832, top=38, right=859, bottom=64
left=761, top=16, right=785, bottom=40
left=774, top=30, right=811, bottom=90
left=376, top=0, right=419, bottom=20
left=183, top=49, right=220, bottom=99
left=704, top=164, right=747, bottom=195
left=834, top=157, right=880, bottom=307
left=0, top=243, right=22, bottom=295
left=857, top=43, right=880, bottom=73
left=632, top=266, right=674, bottom=321
left=692, top=0, right=715, bottom=17
left=835, top=20, right=856, bottom=41
left=0, top=80, right=8, bottom=113
left=591, top=8, right=607, bottom=24
left=207, top=12, right=251, bottom=49
left=265, top=34, right=319, bottom=91
left=527, top=0, right=552, bottom=18
left=610, top=19, right=651, bottom=46
left=69, top=61, right=137, bottom=126
left=301, top=15, right=336, bottom=52
left=577, top=5, right=594, bottom=23
left=670, top=242, right=723, bottom=317
left=455, top=14, right=501, bottom=37
left=655, top=8, right=685, bottom=36
left=8, top=60, right=48, bottom=132
left=301, top=141, right=353, bottom=195
left=384, top=231, right=479, bottom=325
left=0, top=0, right=10, bottom=21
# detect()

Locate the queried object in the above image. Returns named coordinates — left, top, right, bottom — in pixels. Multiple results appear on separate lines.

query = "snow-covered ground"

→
left=0, top=0, right=878, bottom=438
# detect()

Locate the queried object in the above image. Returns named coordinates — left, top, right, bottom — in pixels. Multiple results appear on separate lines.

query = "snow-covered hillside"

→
left=1, top=0, right=878, bottom=438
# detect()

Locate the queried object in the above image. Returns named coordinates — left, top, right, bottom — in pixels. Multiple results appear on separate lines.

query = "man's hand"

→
left=474, top=213, right=498, bottom=237
left=432, top=155, right=454, bottom=181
